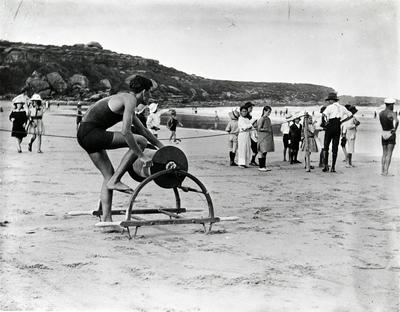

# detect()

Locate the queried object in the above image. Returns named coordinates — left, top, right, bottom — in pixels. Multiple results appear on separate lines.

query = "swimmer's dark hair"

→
left=129, top=75, right=154, bottom=93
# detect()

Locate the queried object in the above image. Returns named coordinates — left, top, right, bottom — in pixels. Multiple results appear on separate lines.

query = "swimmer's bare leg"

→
left=385, top=144, right=395, bottom=175
left=88, top=150, right=114, bottom=222
left=106, top=132, right=147, bottom=192
left=381, top=145, right=387, bottom=175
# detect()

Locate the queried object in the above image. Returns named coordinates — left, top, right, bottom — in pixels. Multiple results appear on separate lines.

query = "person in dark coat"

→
left=289, top=117, right=302, bottom=164
left=9, top=97, right=28, bottom=153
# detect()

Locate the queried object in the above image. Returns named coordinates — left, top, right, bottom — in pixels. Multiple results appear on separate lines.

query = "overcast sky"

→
left=1, top=0, right=399, bottom=97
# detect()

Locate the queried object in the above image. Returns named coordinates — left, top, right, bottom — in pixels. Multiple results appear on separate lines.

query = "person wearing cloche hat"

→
left=26, top=93, right=46, bottom=153
left=321, top=92, right=353, bottom=172
left=379, top=98, right=398, bottom=176
left=226, top=108, right=240, bottom=166
left=146, top=103, right=161, bottom=138
left=280, top=114, right=292, bottom=161
left=9, top=94, right=29, bottom=152
left=341, top=105, right=360, bottom=167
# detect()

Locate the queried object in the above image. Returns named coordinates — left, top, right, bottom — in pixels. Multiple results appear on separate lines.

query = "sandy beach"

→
left=0, top=103, right=399, bottom=311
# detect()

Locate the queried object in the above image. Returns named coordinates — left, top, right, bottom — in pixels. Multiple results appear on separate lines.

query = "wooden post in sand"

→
left=303, top=113, right=311, bottom=172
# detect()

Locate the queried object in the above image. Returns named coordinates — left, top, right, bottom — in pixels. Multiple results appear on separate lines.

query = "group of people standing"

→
left=225, top=92, right=365, bottom=173
left=9, top=93, right=46, bottom=153
left=226, top=101, right=275, bottom=171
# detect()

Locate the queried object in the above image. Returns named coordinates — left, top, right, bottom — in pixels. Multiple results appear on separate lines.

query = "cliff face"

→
left=0, top=40, right=335, bottom=105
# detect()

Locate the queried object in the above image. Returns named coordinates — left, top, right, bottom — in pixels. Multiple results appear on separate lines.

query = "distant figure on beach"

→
left=26, top=93, right=46, bottom=153
left=76, top=102, right=83, bottom=131
left=341, top=105, right=360, bottom=167
left=379, top=98, right=398, bottom=176
left=257, top=106, right=274, bottom=171
left=146, top=103, right=161, bottom=138
left=244, top=102, right=258, bottom=166
left=214, top=111, right=219, bottom=129
left=237, top=106, right=253, bottom=168
left=167, top=109, right=183, bottom=143
left=226, top=108, right=239, bottom=166
left=374, top=111, right=377, bottom=119
left=301, top=115, right=318, bottom=171
left=9, top=95, right=28, bottom=153
left=321, top=92, right=352, bottom=172
left=280, top=115, right=291, bottom=161
left=76, top=75, right=162, bottom=224
left=289, top=117, right=302, bottom=164
left=136, top=104, right=148, bottom=127
left=285, top=108, right=288, bottom=115
left=194, top=107, right=198, bottom=114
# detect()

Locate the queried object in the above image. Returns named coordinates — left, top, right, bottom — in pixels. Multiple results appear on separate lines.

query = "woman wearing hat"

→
left=225, top=108, right=240, bottom=166
left=76, top=75, right=163, bottom=224
left=341, top=105, right=360, bottom=167
left=9, top=95, right=28, bottom=153
left=146, top=103, right=161, bottom=138
left=257, top=106, right=274, bottom=171
left=26, top=93, right=46, bottom=153
left=237, top=106, right=253, bottom=168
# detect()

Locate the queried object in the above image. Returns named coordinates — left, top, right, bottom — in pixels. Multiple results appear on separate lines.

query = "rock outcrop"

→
left=47, top=72, right=68, bottom=94
left=0, top=40, right=340, bottom=105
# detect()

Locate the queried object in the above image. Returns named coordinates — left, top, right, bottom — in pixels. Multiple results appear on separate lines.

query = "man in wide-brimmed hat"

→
left=379, top=98, right=398, bottom=176
left=321, top=92, right=353, bottom=172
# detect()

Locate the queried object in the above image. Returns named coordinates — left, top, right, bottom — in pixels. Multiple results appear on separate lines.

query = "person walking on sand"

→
left=316, top=106, right=328, bottom=167
left=167, top=109, right=183, bottom=143
left=76, top=75, right=163, bottom=223
left=146, top=103, right=161, bottom=138
left=301, top=115, right=318, bottom=171
left=257, top=106, right=274, bottom=171
left=76, top=101, right=83, bottom=131
left=379, top=98, right=398, bottom=176
left=321, top=92, right=352, bottom=172
left=214, top=110, right=220, bottom=130
left=237, top=106, right=253, bottom=168
left=9, top=95, right=28, bottom=153
left=289, top=117, right=302, bottom=164
left=281, top=115, right=291, bottom=161
left=341, top=105, right=360, bottom=167
left=26, top=93, right=46, bottom=153
left=226, top=108, right=240, bottom=166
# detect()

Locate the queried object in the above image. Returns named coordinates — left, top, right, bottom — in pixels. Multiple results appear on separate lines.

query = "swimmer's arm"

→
left=120, top=98, right=145, bottom=157
left=393, top=113, right=399, bottom=133
left=131, top=115, right=164, bottom=149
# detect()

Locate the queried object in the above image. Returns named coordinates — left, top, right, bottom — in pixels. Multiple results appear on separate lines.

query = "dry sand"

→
left=0, top=105, right=399, bottom=311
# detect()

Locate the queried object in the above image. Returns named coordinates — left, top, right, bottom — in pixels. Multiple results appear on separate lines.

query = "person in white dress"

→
left=146, top=103, right=161, bottom=138
left=237, top=106, right=253, bottom=168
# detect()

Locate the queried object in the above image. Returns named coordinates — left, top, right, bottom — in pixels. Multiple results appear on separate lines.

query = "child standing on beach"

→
left=289, top=117, right=302, bottom=164
left=226, top=109, right=239, bottom=166
left=167, top=110, right=183, bottom=143
left=301, top=115, right=318, bottom=171
left=257, top=106, right=274, bottom=171
left=9, top=95, right=28, bottom=153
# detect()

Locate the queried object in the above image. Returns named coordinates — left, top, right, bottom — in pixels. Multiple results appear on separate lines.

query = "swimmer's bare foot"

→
left=107, top=181, right=133, bottom=194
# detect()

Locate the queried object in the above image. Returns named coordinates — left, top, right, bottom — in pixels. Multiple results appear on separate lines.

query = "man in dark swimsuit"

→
left=77, top=75, right=162, bottom=223
left=379, top=98, right=398, bottom=176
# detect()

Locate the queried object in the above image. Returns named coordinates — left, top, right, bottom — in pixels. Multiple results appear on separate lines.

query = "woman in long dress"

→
left=26, top=93, right=46, bottom=153
left=257, top=106, right=275, bottom=171
left=237, top=106, right=253, bottom=168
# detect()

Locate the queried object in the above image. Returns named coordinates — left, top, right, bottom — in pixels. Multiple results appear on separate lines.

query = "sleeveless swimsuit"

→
left=379, top=111, right=396, bottom=145
left=77, top=98, right=123, bottom=153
